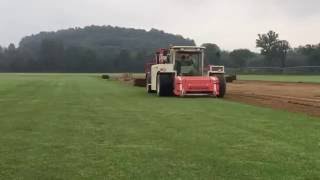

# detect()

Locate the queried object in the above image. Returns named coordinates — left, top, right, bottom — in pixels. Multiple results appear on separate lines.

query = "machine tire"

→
left=156, top=73, right=174, bottom=97
left=216, top=74, right=226, bottom=98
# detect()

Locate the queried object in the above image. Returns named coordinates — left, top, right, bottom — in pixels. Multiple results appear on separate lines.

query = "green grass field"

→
left=238, top=75, right=320, bottom=83
left=0, top=74, right=320, bottom=179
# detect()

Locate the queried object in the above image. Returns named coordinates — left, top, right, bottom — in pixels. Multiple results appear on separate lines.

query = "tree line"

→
left=0, top=26, right=194, bottom=72
left=0, top=27, right=319, bottom=73
left=203, top=31, right=320, bottom=70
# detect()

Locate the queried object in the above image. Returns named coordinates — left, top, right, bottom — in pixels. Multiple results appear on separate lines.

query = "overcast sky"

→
left=1, top=0, right=320, bottom=51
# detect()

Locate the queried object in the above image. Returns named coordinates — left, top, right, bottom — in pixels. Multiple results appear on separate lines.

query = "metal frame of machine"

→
left=145, top=46, right=226, bottom=97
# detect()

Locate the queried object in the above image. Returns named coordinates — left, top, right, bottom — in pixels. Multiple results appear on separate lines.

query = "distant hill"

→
left=20, top=25, right=195, bottom=52
left=2, top=25, right=195, bottom=72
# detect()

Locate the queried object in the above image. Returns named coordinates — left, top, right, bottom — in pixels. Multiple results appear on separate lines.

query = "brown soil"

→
left=225, top=80, right=320, bottom=117
left=115, top=73, right=320, bottom=117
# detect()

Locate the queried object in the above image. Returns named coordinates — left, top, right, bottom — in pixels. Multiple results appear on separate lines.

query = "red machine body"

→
left=174, top=76, right=220, bottom=96
left=145, top=46, right=226, bottom=97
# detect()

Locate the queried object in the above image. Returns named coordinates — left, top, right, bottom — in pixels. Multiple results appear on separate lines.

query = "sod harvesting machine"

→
left=145, top=46, right=226, bottom=97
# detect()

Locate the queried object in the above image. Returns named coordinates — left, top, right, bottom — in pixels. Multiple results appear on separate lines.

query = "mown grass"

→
left=0, top=73, right=319, bottom=179
left=239, top=75, right=320, bottom=83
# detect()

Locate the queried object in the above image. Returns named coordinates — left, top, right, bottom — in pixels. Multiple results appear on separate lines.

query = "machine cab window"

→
left=174, top=52, right=202, bottom=76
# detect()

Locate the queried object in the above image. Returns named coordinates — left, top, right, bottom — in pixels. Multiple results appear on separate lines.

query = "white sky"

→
left=0, top=0, right=320, bottom=51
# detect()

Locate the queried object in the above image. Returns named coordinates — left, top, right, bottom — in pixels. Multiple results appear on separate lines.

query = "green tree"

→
left=0, top=46, right=4, bottom=71
left=202, top=43, right=221, bottom=65
left=80, top=49, right=97, bottom=72
left=275, top=40, right=290, bottom=68
left=297, top=44, right=320, bottom=66
left=64, top=46, right=97, bottom=72
left=133, top=50, right=148, bottom=72
left=5, top=43, right=21, bottom=71
left=256, top=30, right=290, bottom=67
left=7, top=43, right=16, bottom=52
left=39, top=39, right=64, bottom=71
left=114, top=49, right=131, bottom=72
left=229, top=49, right=255, bottom=68
left=0, top=46, right=3, bottom=59
left=17, top=25, right=195, bottom=72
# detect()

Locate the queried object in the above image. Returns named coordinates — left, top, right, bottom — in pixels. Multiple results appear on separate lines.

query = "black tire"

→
left=216, top=74, right=226, bottom=98
left=156, top=74, right=174, bottom=97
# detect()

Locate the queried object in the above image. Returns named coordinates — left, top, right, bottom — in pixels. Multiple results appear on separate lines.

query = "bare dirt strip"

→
left=225, top=80, right=320, bottom=117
